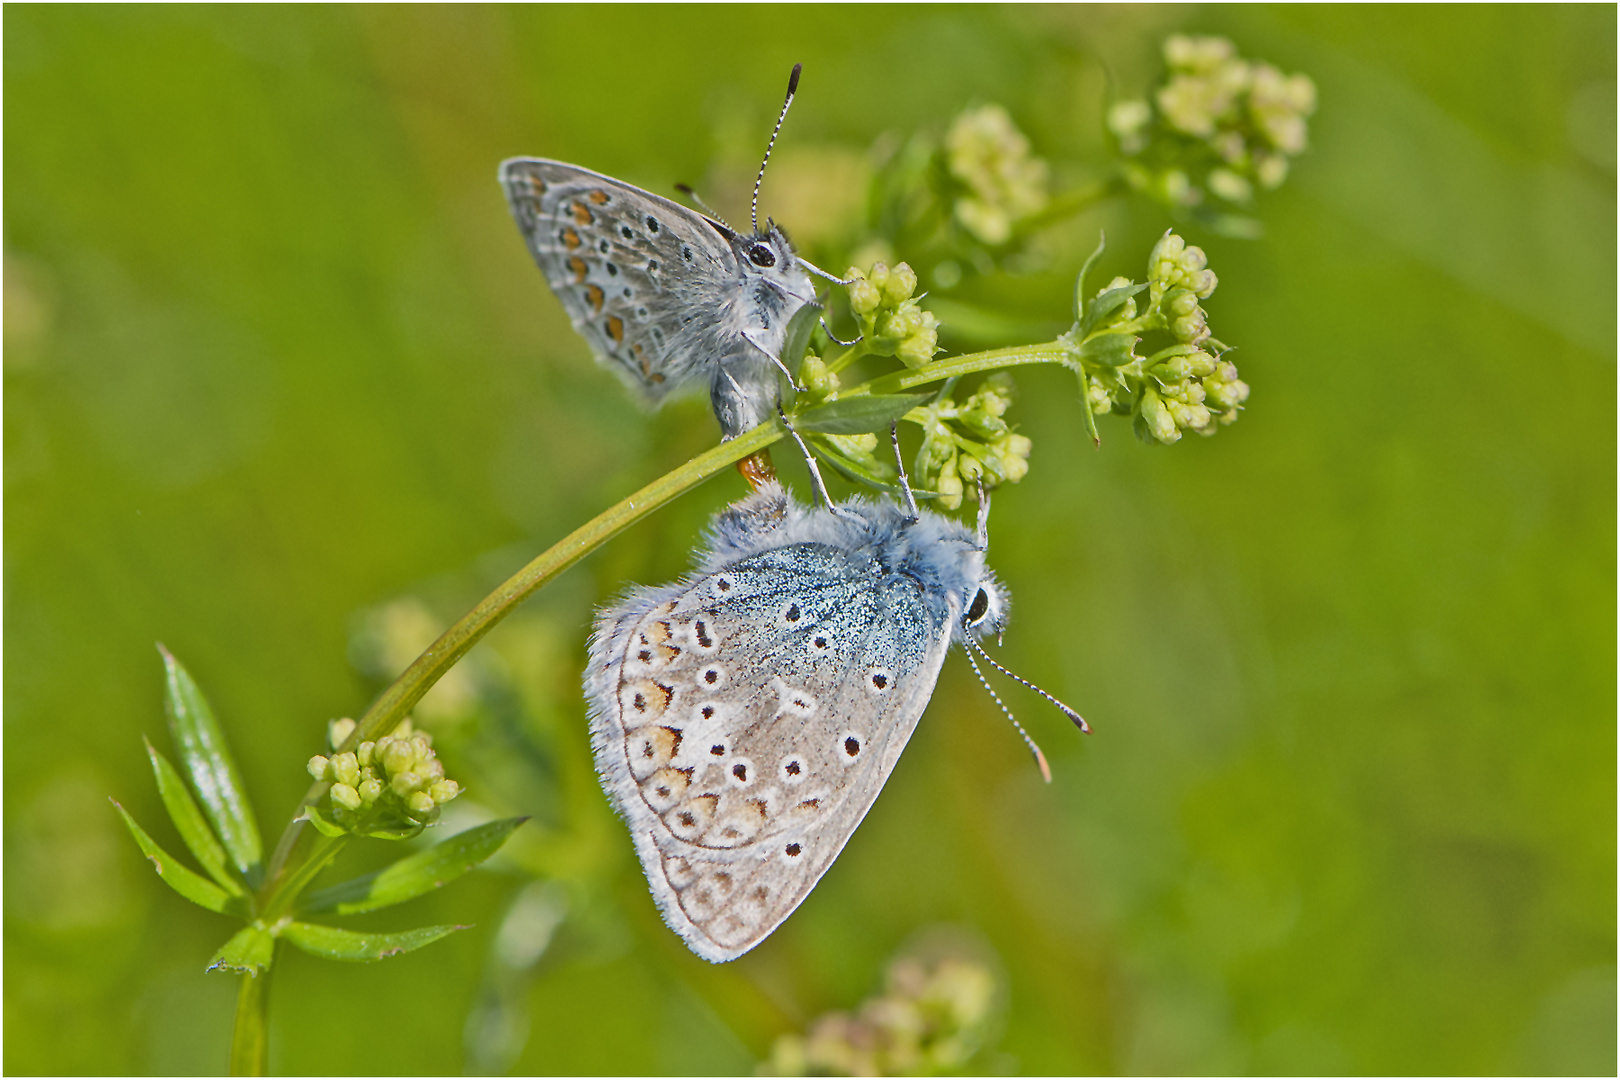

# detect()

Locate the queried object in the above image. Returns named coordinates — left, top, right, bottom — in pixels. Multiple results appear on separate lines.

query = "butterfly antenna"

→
left=753, top=63, right=801, bottom=234
left=968, top=635, right=1090, bottom=734
left=964, top=644, right=1051, bottom=782
left=798, top=257, right=856, bottom=287
left=819, top=316, right=861, bottom=347
left=891, top=421, right=919, bottom=519
left=674, top=182, right=736, bottom=234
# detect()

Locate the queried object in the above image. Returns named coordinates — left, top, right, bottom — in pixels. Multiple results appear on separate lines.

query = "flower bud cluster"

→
left=911, top=374, right=1031, bottom=510
left=307, top=718, right=461, bottom=828
left=845, top=261, right=939, bottom=369
left=1071, top=233, right=1248, bottom=444
left=1107, top=34, right=1316, bottom=212
left=944, top=104, right=1050, bottom=246
left=761, top=952, right=998, bottom=1077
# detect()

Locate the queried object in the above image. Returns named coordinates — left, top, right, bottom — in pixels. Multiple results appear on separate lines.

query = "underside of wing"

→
left=500, top=158, right=739, bottom=401
left=585, top=543, right=952, bottom=961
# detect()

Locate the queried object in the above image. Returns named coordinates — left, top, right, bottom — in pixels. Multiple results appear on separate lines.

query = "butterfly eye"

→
left=748, top=243, right=776, bottom=268
left=966, top=588, right=991, bottom=625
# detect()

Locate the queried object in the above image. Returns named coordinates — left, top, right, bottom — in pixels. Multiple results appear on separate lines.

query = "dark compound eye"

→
left=967, top=588, right=991, bottom=624
left=748, top=243, right=776, bottom=267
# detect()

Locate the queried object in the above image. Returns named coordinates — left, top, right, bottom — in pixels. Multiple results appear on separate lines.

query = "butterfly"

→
left=583, top=469, right=1087, bottom=962
left=500, top=65, right=825, bottom=439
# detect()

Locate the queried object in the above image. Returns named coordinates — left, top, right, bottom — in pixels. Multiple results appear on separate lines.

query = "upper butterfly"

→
left=500, top=65, right=819, bottom=439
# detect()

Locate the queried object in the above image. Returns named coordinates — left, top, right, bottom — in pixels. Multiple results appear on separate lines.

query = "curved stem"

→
left=262, top=418, right=784, bottom=886
left=259, top=336, right=1081, bottom=894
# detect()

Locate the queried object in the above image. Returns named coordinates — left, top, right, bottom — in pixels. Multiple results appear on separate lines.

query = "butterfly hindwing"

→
left=500, top=158, right=738, bottom=400
left=587, top=542, right=954, bottom=961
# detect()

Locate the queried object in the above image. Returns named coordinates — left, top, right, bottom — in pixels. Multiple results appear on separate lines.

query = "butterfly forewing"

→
left=589, top=543, right=954, bottom=961
left=501, top=159, right=738, bottom=399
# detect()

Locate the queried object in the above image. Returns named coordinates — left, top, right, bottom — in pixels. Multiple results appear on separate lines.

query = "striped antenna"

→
left=968, top=635, right=1090, bottom=734
left=964, top=645, right=1052, bottom=782
left=753, top=63, right=802, bottom=233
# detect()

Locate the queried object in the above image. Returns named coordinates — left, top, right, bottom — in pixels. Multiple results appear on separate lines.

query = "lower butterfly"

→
left=584, top=432, right=1087, bottom=961
left=501, top=65, right=829, bottom=439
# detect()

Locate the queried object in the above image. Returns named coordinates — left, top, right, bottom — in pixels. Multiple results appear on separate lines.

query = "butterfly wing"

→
left=500, top=158, right=741, bottom=402
left=586, top=543, right=953, bottom=962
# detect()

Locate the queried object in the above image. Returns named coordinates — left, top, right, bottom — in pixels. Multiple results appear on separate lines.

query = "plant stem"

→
left=230, top=960, right=272, bottom=1076
left=262, top=418, right=785, bottom=886
left=260, top=335, right=1080, bottom=894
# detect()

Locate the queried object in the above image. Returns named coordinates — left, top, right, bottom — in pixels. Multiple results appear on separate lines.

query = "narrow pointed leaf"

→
left=280, top=921, right=466, bottom=962
left=300, top=805, right=349, bottom=839
left=1074, top=232, right=1107, bottom=323
left=158, top=645, right=263, bottom=881
left=1081, top=282, right=1149, bottom=337
left=144, top=737, right=243, bottom=896
left=781, top=299, right=823, bottom=374
left=112, top=799, right=242, bottom=914
left=209, top=925, right=275, bottom=975
left=796, top=394, right=933, bottom=435
left=302, top=818, right=528, bottom=915
left=1079, top=393, right=1102, bottom=448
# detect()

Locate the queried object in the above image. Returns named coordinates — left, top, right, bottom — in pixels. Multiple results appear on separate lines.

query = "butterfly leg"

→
left=819, top=317, right=861, bottom=348
left=777, top=405, right=861, bottom=520
left=890, top=421, right=919, bottom=521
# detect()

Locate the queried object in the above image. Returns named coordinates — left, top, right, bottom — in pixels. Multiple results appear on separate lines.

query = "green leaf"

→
left=209, top=925, right=275, bottom=975
left=781, top=299, right=822, bottom=375
left=1078, top=385, right=1102, bottom=449
left=1074, top=231, right=1107, bottom=323
left=1081, top=283, right=1149, bottom=337
left=143, top=737, right=243, bottom=896
left=1080, top=332, right=1140, bottom=368
left=280, top=921, right=466, bottom=962
left=301, top=805, right=349, bottom=838
left=158, top=644, right=263, bottom=883
left=302, top=817, right=527, bottom=915
left=804, top=433, right=898, bottom=491
left=796, top=394, right=933, bottom=435
left=112, top=799, right=243, bottom=915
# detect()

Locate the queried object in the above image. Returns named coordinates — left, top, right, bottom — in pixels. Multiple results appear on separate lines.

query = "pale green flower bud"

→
left=328, top=718, right=356, bottom=750
left=423, top=758, right=445, bottom=783
left=358, top=777, right=383, bottom=805
left=1139, top=388, right=1180, bottom=444
left=847, top=272, right=881, bottom=316
left=330, top=782, right=362, bottom=811
left=958, top=452, right=985, bottom=484
left=1107, top=99, right=1152, bottom=155
left=381, top=738, right=414, bottom=777
left=410, top=735, right=432, bottom=761
left=356, top=740, right=375, bottom=768
left=1207, top=167, right=1253, bottom=204
left=881, top=262, right=918, bottom=307
left=1169, top=399, right=1212, bottom=432
left=330, top=751, right=360, bottom=789
left=895, top=327, right=938, bottom=369
left=307, top=755, right=331, bottom=781
left=800, top=353, right=837, bottom=398
left=429, top=779, right=461, bottom=804
left=1087, top=375, right=1112, bottom=414
left=1256, top=154, right=1289, bottom=190
left=391, top=770, right=424, bottom=799
left=407, top=791, right=436, bottom=817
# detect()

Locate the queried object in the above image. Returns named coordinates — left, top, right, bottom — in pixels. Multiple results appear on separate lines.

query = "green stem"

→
left=230, top=958, right=272, bottom=1076
left=259, top=336, right=1080, bottom=896
left=261, top=418, right=783, bottom=888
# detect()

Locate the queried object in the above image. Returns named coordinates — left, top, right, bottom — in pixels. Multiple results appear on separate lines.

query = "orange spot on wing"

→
left=605, top=315, right=625, bottom=345
left=568, top=256, right=588, bottom=282
left=588, top=189, right=610, bottom=205
left=572, top=201, right=593, bottom=226
left=561, top=227, right=581, bottom=250
left=584, top=284, right=605, bottom=312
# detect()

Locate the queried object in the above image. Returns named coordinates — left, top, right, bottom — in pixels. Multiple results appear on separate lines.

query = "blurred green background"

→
left=6, top=5, right=1614, bottom=1075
